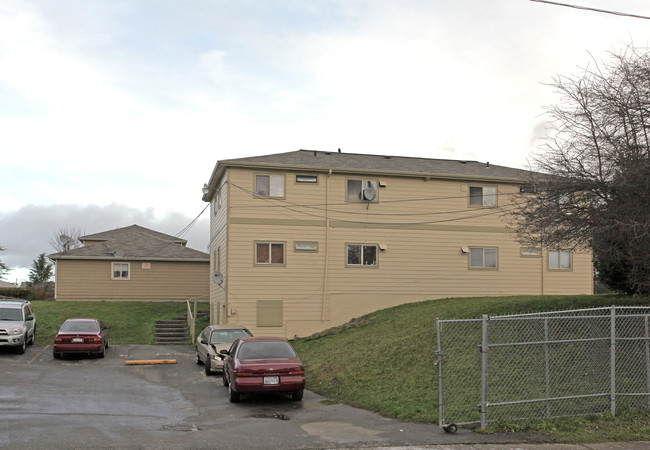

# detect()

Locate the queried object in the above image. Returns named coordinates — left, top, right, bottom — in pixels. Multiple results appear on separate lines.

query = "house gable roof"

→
left=203, top=149, right=533, bottom=201
left=49, top=224, right=208, bottom=262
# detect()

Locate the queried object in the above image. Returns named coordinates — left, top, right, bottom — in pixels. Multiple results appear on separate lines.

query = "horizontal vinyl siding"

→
left=218, top=168, right=593, bottom=337
left=209, top=176, right=228, bottom=322
left=56, top=259, right=209, bottom=301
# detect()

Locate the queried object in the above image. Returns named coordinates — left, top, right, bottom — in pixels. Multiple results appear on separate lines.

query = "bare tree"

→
left=49, top=226, right=85, bottom=253
left=508, top=45, right=650, bottom=295
left=0, top=244, right=8, bottom=280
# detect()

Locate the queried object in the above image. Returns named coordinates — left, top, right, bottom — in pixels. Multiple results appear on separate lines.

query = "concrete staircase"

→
left=155, top=317, right=190, bottom=345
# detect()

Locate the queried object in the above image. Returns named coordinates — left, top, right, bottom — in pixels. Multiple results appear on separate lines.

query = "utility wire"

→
left=529, top=0, right=650, bottom=20
left=229, top=182, right=525, bottom=213
left=229, top=182, right=520, bottom=226
left=176, top=203, right=210, bottom=239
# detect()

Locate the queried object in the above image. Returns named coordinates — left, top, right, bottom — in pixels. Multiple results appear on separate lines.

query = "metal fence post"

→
left=610, top=305, right=616, bottom=416
left=480, top=314, right=489, bottom=429
left=544, top=317, right=551, bottom=418
left=645, top=315, right=650, bottom=409
left=436, top=319, right=444, bottom=428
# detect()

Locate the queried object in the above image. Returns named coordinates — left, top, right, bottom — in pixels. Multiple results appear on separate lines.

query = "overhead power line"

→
left=529, top=0, right=650, bottom=20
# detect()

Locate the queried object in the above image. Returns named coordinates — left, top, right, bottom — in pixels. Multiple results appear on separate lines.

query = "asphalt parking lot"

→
left=1, top=344, right=542, bottom=449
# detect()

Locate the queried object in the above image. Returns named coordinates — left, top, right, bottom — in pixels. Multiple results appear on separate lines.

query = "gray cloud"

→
left=0, top=203, right=209, bottom=273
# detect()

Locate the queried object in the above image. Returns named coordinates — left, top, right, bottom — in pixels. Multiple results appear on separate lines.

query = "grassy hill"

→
left=292, top=294, right=650, bottom=438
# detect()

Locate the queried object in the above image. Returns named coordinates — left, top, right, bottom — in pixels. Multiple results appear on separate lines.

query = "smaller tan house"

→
left=49, top=225, right=209, bottom=301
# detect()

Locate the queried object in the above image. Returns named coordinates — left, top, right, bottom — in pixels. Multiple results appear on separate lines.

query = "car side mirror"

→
left=105, top=325, right=111, bottom=330
left=25, top=315, right=34, bottom=321
left=219, top=349, right=230, bottom=355
left=200, top=338, right=208, bottom=345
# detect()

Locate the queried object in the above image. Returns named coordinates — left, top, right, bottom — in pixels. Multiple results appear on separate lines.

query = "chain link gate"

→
left=436, top=306, right=650, bottom=432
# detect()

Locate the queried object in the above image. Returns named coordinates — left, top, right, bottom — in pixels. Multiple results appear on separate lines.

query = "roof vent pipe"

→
left=486, top=161, right=490, bottom=168
left=338, top=148, right=341, bottom=153
left=313, top=150, right=317, bottom=157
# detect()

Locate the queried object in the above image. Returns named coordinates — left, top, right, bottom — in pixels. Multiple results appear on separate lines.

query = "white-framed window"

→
left=346, top=244, right=377, bottom=266
left=469, top=185, right=497, bottom=207
left=347, top=179, right=378, bottom=202
left=111, top=262, right=130, bottom=280
left=255, top=242, right=285, bottom=265
left=521, top=248, right=541, bottom=257
left=217, top=188, right=223, bottom=209
left=549, top=250, right=572, bottom=270
left=255, top=174, right=285, bottom=197
left=469, top=247, right=498, bottom=269
left=294, top=241, right=318, bottom=252
left=296, top=174, right=318, bottom=184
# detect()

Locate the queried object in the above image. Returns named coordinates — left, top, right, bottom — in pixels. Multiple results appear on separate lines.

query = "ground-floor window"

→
left=111, top=262, right=130, bottom=280
left=469, top=247, right=498, bottom=269
left=346, top=244, right=377, bottom=266
left=548, top=250, right=572, bottom=270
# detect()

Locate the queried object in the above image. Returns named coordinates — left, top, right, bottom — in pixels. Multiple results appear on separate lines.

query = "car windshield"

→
left=60, top=321, right=99, bottom=333
left=237, top=341, right=296, bottom=360
left=210, top=329, right=252, bottom=344
left=0, top=308, right=22, bottom=321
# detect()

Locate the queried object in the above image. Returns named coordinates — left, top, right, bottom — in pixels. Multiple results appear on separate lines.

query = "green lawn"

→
left=292, top=294, right=650, bottom=443
left=31, top=301, right=190, bottom=345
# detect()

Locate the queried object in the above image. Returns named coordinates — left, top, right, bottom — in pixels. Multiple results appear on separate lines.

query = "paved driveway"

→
left=1, top=344, right=532, bottom=449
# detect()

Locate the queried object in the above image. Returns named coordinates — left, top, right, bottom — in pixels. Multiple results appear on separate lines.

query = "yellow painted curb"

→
left=124, top=359, right=177, bottom=365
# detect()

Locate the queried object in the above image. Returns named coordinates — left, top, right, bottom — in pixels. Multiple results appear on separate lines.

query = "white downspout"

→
left=321, top=169, right=331, bottom=321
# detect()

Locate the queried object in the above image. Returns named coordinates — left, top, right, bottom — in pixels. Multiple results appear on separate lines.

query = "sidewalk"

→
left=369, top=443, right=650, bottom=450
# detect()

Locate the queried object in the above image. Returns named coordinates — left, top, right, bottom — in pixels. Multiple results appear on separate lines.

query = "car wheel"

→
left=222, top=371, right=229, bottom=387
left=228, top=383, right=240, bottom=403
left=195, top=351, right=202, bottom=365
left=16, top=336, right=26, bottom=354
left=53, top=349, right=62, bottom=359
left=105, top=339, right=109, bottom=349
left=205, top=359, right=212, bottom=375
left=291, top=390, right=304, bottom=401
left=98, top=344, right=105, bottom=358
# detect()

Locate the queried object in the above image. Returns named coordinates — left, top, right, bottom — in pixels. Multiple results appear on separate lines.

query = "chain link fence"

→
left=436, top=306, right=650, bottom=431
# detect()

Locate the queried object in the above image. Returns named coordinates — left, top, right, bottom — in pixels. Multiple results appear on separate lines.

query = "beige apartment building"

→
left=202, top=150, right=593, bottom=338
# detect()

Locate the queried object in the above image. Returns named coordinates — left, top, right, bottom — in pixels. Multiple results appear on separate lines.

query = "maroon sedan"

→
left=53, top=318, right=110, bottom=359
left=221, top=337, right=305, bottom=403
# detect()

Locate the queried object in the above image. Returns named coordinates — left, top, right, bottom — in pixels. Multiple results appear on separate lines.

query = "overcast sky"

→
left=1, top=0, right=649, bottom=283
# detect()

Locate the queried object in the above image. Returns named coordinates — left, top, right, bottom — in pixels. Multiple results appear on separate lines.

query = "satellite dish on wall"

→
left=212, top=272, right=224, bottom=286
left=363, top=186, right=377, bottom=201
left=60, top=235, right=73, bottom=252
left=109, top=249, right=125, bottom=258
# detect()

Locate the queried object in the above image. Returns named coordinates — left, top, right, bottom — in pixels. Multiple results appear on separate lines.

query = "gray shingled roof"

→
left=49, top=225, right=208, bottom=261
left=223, top=149, right=529, bottom=178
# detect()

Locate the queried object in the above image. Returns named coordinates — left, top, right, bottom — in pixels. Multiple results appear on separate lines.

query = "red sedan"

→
left=221, top=337, right=305, bottom=403
left=53, top=318, right=110, bottom=359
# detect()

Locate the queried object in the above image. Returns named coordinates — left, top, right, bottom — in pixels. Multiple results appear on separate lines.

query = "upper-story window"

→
left=256, top=175, right=285, bottom=198
left=256, top=242, right=285, bottom=265
left=296, top=174, right=318, bottom=183
left=347, top=179, right=378, bottom=202
left=469, top=185, right=497, bottom=207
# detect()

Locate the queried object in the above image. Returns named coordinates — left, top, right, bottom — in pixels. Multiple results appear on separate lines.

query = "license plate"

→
left=72, top=337, right=83, bottom=343
left=263, top=376, right=279, bottom=385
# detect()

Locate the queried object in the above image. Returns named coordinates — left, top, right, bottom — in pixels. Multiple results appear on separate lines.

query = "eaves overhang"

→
left=50, top=256, right=209, bottom=263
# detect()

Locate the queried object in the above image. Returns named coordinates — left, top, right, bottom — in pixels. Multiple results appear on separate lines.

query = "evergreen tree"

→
left=29, top=253, right=53, bottom=284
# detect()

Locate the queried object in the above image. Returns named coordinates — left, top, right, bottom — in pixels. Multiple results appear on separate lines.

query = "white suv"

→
left=0, top=300, right=36, bottom=354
